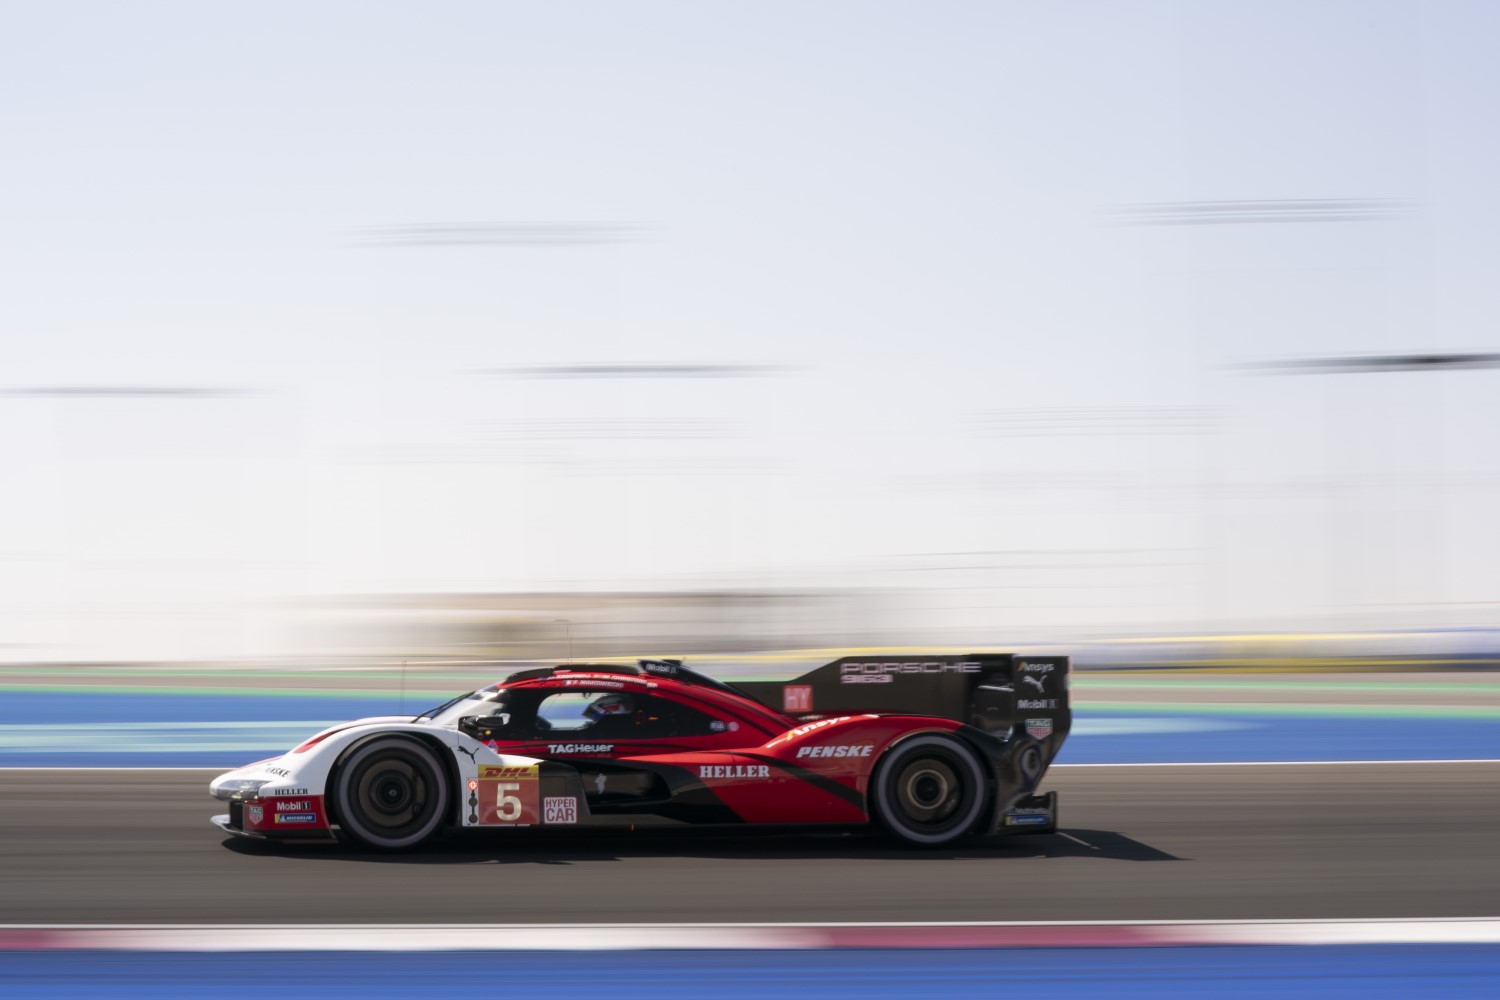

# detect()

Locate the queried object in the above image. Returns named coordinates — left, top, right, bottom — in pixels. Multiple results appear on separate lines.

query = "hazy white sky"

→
left=3, top=2, right=1498, bottom=658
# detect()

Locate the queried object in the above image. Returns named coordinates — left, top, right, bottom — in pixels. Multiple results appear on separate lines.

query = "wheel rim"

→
left=357, top=760, right=427, bottom=830
left=896, top=760, right=961, bottom=824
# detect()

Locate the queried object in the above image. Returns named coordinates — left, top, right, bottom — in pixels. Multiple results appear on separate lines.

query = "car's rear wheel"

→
left=871, top=734, right=988, bottom=847
left=333, top=737, right=449, bottom=851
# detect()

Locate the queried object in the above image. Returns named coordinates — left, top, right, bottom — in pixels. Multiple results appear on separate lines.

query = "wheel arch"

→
left=876, top=723, right=999, bottom=792
left=868, top=728, right=993, bottom=845
left=324, top=730, right=462, bottom=833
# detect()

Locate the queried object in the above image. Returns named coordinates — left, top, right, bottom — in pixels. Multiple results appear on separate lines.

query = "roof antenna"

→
left=555, top=619, right=574, bottom=661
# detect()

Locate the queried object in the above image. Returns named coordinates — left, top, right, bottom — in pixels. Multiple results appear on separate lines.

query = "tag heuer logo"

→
left=1025, top=718, right=1053, bottom=741
left=247, top=805, right=264, bottom=825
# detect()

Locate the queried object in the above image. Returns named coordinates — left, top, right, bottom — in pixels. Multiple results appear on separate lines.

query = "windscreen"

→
left=422, top=685, right=511, bottom=726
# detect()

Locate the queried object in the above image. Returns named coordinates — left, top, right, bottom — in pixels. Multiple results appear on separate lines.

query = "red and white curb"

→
left=1, top=919, right=1499, bottom=951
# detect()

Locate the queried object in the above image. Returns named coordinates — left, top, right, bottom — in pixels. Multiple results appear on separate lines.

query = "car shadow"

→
left=221, top=826, right=1181, bottom=864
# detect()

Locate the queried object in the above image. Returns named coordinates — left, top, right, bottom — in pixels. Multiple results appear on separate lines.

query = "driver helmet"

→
left=584, top=693, right=634, bottom=722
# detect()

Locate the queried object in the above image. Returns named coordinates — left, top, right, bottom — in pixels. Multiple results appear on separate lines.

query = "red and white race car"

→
left=210, top=654, right=1070, bottom=850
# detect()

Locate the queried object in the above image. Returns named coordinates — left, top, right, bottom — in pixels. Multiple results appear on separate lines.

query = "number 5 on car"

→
left=477, top=764, right=539, bottom=825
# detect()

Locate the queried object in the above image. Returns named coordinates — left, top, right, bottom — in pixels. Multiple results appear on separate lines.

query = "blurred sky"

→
left=3, top=2, right=1499, bottom=658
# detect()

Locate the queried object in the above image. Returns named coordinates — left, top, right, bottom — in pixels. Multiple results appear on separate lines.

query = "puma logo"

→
left=1021, top=675, right=1046, bottom=694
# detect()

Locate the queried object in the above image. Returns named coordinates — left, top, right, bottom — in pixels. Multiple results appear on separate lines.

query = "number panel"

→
left=475, top=764, right=540, bottom=825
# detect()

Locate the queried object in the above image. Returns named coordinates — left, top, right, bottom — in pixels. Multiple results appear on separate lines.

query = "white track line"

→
left=5, top=923, right=1494, bottom=929
left=3, top=918, right=1500, bottom=950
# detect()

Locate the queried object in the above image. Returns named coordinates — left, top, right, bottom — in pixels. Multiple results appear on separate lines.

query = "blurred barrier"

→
left=265, top=590, right=1500, bottom=673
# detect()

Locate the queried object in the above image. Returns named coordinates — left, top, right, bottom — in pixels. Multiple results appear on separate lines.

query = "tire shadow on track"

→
left=218, top=827, right=1182, bottom=865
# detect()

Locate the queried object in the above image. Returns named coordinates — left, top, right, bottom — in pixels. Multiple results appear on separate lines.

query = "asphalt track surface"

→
left=3, top=761, right=1496, bottom=924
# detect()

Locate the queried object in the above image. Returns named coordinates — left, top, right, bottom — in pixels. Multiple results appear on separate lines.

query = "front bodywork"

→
left=209, top=718, right=549, bottom=840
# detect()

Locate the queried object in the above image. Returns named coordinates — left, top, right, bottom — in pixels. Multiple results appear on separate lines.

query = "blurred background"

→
left=2, top=0, right=1497, bottom=669
left=5, top=7, right=1500, bottom=997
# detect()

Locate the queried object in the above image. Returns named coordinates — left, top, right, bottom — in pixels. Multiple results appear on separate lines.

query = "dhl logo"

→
left=480, top=765, right=539, bottom=780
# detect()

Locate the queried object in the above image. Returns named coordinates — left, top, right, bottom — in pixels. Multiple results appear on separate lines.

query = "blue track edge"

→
left=4, top=946, right=1500, bottom=999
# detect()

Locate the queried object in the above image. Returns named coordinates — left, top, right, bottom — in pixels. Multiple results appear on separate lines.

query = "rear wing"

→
left=734, top=653, right=1071, bottom=745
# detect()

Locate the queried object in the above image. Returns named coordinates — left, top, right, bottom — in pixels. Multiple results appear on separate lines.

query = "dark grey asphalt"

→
left=2, top=762, right=1496, bottom=924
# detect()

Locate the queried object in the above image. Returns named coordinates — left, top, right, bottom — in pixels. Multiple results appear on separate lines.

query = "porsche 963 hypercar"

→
left=210, top=653, right=1070, bottom=849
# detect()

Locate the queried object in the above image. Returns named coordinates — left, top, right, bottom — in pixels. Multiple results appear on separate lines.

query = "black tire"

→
left=332, top=736, right=450, bottom=851
left=871, top=734, right=988, bottom=847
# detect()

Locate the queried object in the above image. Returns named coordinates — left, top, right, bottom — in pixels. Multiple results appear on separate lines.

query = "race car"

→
left=210, top=653, right=1071, bottom=850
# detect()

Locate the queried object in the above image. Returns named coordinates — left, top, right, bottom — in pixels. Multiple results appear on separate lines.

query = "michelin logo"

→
left=273, top=813, right=317, bottom=825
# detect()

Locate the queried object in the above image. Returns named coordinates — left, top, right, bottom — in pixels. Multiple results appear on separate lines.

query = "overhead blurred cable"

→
left=1239, top=353, right=1500, bottom=374
left=1110, top=198, right=1408, bottom=226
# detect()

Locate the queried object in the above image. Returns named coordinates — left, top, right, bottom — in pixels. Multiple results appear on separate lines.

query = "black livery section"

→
left=733, top=653, right=1070, bottom=757
left=735, top=653, right=1072, bottom=834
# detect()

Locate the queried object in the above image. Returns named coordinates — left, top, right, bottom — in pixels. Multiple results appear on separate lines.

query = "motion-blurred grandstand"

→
left=271, top=588, right=1500, bottom=674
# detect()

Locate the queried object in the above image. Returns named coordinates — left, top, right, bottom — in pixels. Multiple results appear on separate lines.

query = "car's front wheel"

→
left=332, top=737, right=450, bottom=851
left=870, top=734, right=988, bottom=847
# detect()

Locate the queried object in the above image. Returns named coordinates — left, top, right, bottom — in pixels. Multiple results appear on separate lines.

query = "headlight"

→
left=211, top=777, right=269, bottom=801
